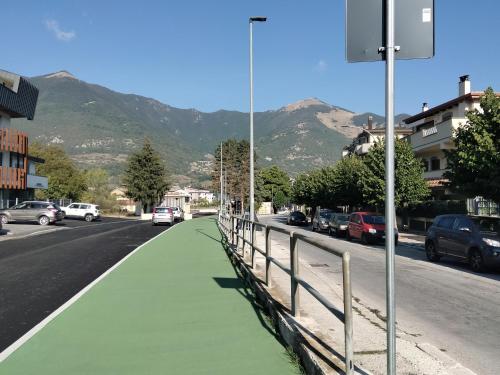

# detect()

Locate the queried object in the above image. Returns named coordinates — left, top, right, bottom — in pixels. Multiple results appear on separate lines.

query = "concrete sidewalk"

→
left=0, top=217, right=298, bottom=375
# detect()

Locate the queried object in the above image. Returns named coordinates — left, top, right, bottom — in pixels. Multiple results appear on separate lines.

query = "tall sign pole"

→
left=249, top=20, right=254, bottom=221
left=384, top=0, right=396, bottom=372
left=346, top=2, right=434, bottom=373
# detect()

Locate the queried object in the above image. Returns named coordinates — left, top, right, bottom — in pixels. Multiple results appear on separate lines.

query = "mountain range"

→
left=12, top=71, right=409, bottom=185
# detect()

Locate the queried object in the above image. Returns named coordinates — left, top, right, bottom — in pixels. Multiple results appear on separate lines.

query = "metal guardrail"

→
left=217, top=213, right=354, bottom=375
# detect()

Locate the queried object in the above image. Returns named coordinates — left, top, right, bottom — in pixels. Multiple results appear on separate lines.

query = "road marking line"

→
left=0, top=221, right=182, bottom=363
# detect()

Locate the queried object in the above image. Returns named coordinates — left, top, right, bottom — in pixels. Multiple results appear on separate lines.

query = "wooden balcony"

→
left=0, top=167, right=27, bottom=189
left=0, top=128, right=28, bottom=154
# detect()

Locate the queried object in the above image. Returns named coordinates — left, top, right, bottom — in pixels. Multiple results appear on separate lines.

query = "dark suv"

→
left=425, top=215, right=500, bottom=272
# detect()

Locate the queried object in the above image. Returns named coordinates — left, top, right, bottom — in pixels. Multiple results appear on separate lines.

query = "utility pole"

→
left=220, top=142, right=223, bottom=214
left=249, top=16, right=267, bottom=221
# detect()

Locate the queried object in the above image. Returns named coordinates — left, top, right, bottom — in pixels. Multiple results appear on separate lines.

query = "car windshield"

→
left=320, top=211, right=332, bottom=219
left=471, top=217, right=499, bottom=237
left=155, top=208, right=169, bottom=213
left=337, top=215, right=349, bottom=222
left=363, top=215, right=385, bottom=224
left=292, top=212, right=305, bottom=218
left=51, top=203, right=61, bottom=210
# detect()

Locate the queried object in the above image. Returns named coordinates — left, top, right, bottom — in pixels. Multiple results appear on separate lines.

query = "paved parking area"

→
left=0, top=217, right=137, bottom=241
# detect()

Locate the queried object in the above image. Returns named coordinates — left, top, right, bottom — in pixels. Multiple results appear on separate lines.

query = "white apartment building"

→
left=342, top=116, right=413, bottom=158
left=404, top=75, right=499, bottom=198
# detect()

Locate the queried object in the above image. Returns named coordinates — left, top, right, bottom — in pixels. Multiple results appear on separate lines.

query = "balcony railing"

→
left=0, top=128, right=28, bottom=154
left=0, top=166, right=27, bottom=189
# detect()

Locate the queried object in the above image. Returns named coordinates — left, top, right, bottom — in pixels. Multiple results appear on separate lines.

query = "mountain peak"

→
left=282, top=98, right=331, bottom=112
left=44, top=70, right=77, bottom=80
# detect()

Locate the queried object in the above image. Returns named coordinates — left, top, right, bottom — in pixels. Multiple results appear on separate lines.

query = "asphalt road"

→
left=0, top=217, right=169, bottom=352
left=259, top=215, right=500, bottom=375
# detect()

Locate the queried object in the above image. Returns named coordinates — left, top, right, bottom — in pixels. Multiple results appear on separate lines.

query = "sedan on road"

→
left=286, top=211, right=308, bottom=226
left=312, top=209, right=334, bottom=232
left=328, top=213, right=350, bottom=237
left=425, top=214, right=500, bottom=272
left=152, top=207, right=174, bottom=226
left=0, top=201, right=63, bottom=226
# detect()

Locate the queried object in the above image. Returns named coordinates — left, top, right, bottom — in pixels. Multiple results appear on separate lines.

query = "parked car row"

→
left=152, top=206, right=184, bottom=226
left=0, top=201, right=100, bottom=226
left=290, top=209, right=399, bottom=245
left=287, top=209, right=500, bottom=272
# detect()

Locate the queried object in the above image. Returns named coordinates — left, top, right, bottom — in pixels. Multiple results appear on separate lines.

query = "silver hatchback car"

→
left=0, top=201, right=64, bottom=226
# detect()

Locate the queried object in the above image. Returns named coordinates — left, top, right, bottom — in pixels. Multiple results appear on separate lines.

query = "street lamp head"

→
left=249, top=16, right=267, bottom=22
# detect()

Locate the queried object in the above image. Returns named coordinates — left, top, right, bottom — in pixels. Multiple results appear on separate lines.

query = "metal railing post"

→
left=251, top=222, right=256, bottom=268
left=235, top=218, right=240, bottom=250
left=265, top=226, right=271, bottom=287
left=290, top=231, right=300, bottom=317
left=231, top=216, right=235, bottom=245
left=242, top=219, right=246, bottom=259
left=342, top=252, right=354, bottom=375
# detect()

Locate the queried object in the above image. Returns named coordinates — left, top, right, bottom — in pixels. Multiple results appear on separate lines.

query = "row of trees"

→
left=212, top=139, right=293, bottom=213
left=292, top=139, right=430, bottom=211
left=32, top=139, right=170, bottom=213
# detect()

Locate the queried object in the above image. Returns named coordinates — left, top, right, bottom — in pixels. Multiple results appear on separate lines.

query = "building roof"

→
left=404, top=92, right=500, bottom=125
left=0, top=69, right=39, bottom=120
left=426, top=178, right=448, bottom=188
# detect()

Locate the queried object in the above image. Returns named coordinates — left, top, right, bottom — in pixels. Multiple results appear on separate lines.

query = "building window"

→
left=421, top=159, right=429, bottom=172
left=430, top=158, right=440, bottom=171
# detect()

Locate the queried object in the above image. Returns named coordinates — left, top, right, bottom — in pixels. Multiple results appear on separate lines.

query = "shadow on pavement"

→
left=215, top=219, right=369, bottom=375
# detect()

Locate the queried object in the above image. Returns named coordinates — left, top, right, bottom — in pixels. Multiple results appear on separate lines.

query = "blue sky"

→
left=2, top=1, right=499, bottom=116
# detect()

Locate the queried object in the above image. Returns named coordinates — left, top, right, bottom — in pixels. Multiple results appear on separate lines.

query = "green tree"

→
left=29, top=143, right=86, bottom=200
left=123, top=139, right=170, bottom=213
left=212, top=139, right=253, bottom=211
left=81, top=168, right=116, bottom=209
left=255, top=166, right=291, bottom=212
left=359, top=138, right=430, bottom=210
left=330, top=156, right=366, bottom=207
left=444, top=87, right=500, bottom=202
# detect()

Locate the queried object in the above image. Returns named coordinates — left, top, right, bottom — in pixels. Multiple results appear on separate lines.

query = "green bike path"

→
left=0, top=217, right=297, bottom=375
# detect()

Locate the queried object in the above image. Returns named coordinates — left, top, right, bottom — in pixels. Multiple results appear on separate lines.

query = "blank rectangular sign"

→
left=346, top=0, right=434, bottom=62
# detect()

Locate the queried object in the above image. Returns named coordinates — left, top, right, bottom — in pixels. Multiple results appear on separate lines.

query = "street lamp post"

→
left=249, top=16, right=267, bottom=222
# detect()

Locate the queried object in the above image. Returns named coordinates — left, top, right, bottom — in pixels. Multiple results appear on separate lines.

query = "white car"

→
left=172, top=207, right=184, bottom=222
left=152, top=207, right=174, bottom=226
left=62, top=203, right=100, bottom=222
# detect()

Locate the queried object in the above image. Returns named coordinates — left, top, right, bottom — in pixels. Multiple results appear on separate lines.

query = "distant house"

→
left=184, top=187, right=214, bottom=203
left=0, top=69, right=47, bottom=208
left=110, top=188, right=140, bottom=214
left=342, top=116, right=413, bottom=158
left=404, top=75, right=500, bottom=200
left=162, top=188, right=191, bottom=212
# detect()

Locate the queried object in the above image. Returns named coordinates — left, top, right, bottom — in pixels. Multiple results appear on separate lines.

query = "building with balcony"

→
left=0, top=69, right=46, bottom=208
left=342, top=116, right=413, bottom=158
left=404, top=75, right=500, bottom=198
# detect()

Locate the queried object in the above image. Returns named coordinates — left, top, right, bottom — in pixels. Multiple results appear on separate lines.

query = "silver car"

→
left=0, top=201, right=63, bottom=226
left=152, top=207, right=174, bottom=226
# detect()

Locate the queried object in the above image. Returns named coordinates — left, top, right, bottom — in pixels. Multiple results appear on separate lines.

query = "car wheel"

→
left=346, top=230, right=352, bottom=241
left=38, top=215, right=50, bottom=226
left=0, top=215, right=8, bottom=225
left=84, top=214, right=94, bottom=222
left=361, top=233, right=369, bottom=245
left=469, top=249, right=485, bottom=273
left=425, top=241, right=440, bottom=262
